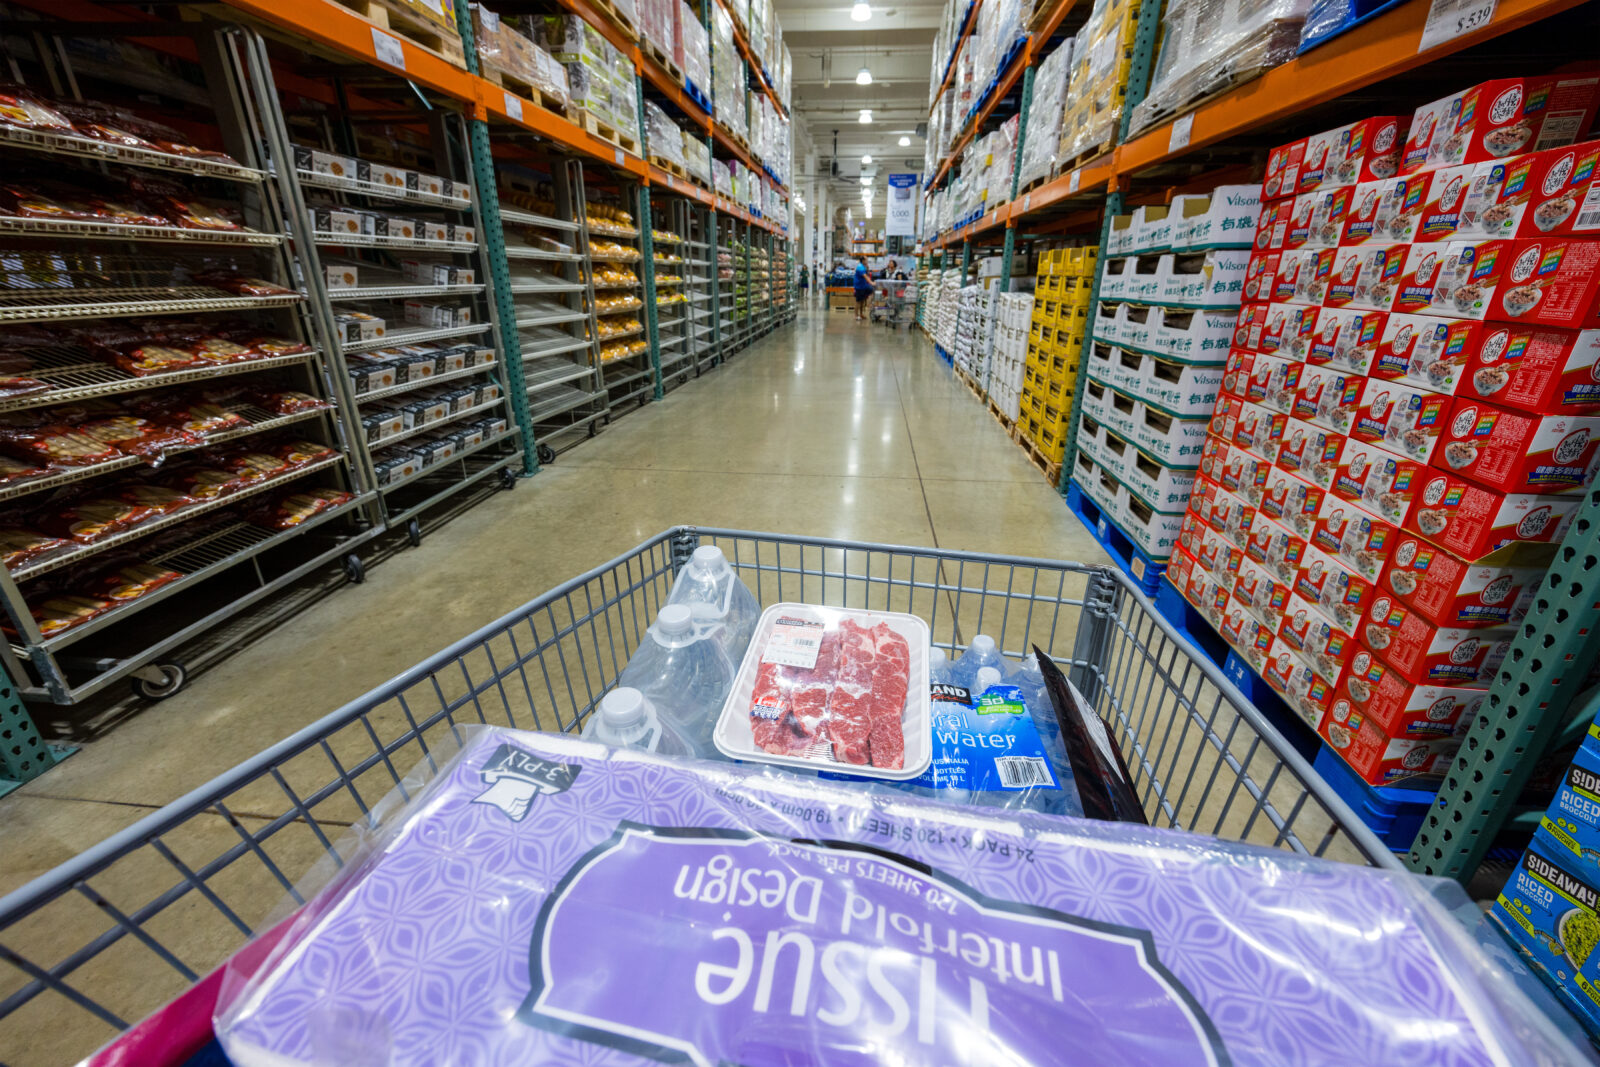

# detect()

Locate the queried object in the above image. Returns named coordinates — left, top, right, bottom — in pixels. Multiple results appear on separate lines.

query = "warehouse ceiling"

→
left=774, top=0, right=938, bottom=196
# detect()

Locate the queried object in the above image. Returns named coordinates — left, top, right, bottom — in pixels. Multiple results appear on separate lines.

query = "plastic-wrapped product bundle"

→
left=711, top=5, right=748, bottom=140
left=682, top=135, right=711, bottom=185
left=216, top=724, right=1589, bottom=1066
left=610, top=0, right=638, bottom=31
left=638, top=0, right=673, bottom=60
left=609, top=49, right=640, bottom=140
left=563, top=60, right=613, bottom=125
left=1015, top=36, right=1073, bottom=188
left=987, top=0, right=1024, bottom=81
left=1127, top=0, right=1309, bottom=135
left=679, top=2, right=711, bottom=94
left=1059, top=0, right=1140, bottom=162
left=988, top=114, right=1019, bottom=207
left=644, top=101, right=685, bottom=166
left=714, top=159, right=733, bottom=197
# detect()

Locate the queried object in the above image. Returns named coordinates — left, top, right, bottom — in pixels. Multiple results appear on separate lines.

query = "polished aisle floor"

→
left=1, top=301, right=1109, bottom=1063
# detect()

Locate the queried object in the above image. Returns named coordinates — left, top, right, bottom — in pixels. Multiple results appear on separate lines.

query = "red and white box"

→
left=1263, top=138, right=1307, bottom=202
left=1246, top=509, right=1308, bottom=585
left=1429, top=238, right=1514, bottom=319
left=1177, top=509, right=1207, bottom=556
left=1410, top=165, right=1478, bottom=243
left=1331, top=438, right=1425, bottom=525
left=1276, top=247, right=1336, bottom=305
left=1222, top=607, right=1278, bottom=672
left=1241, top=350, right=1300, bottom=412
left=1361, top=378, right=1450, bottom=462
left=1484, top=236, right=1600, bottom=328
left=1437, top=398, right=1600, bottom=492
left=1280, top=591, right=1362, bottom=680
left=1297, top=124, right=1362, bottom=197
left=1218, top=443, right=1272, bottom=502
left=1196, top=524, right=1246, bottom=585
left=1307, top=307, right=1387, bottom=373
left=1391, top=243, right=1459, bottom=316
left=1293, top=546, right=1376, bottom=633
left=1261, top=464, right=1326, bottom=539
left=1406, top=469, right=1578, bottom=558
left=1254, top=197, right=1295, bottom=251
left=1368, top=314, right=1485, bottom=394
left=1167, top=549, right=1195, bottom=591
left=1292, top=366, right=1363, bottom=435
left=1338, top=649, right=1486, bottom=736
left=1380, top=535, right=1541, bottom=627
left=1418, top=76, right=1600, bottom=173
left=1205, top=482, right=1257, bottom=549
left=1361, top=593, right=1514, bottom=687
left=1321, top=703, right=1460, bottom=785
left=1333, top=242, right=1408, bottom=312
left=1210, top=395, right=1241, bottom=440
left=1339, top=181, right=1388, bottom=247
left=1273, top=418, right=1346, bottom=491
left=1329, top=116, right=1408, bottom=187
left=1231, top=557, right=1292, bottom=632
left=1460, top=323, right=1600, bottom=413
left=1284, top=192, right=1320, bottom=250
left=1243, top=250, right=1281, bottom=304
left=1264, top=636, right=1337, bottom=727
left=1229, top=400, right=1286, bottom=461
left=1311, top=494, right=1399, bottom=583
left=1264, top=303, right=1319, bottom=359
left=1184, top=560, right=1232, bottom=627
left=1197, top=435, right=1229, bottom=481
left=1459, top=138, right=1600, bottom=240
left=1307, top=185, right=1354, bottom=248
left=1369, top=171, right=1434, bottom=243
left=1231, top=304, right=1269, bottom=351
left=1400, top=95, right=1456, bottom=175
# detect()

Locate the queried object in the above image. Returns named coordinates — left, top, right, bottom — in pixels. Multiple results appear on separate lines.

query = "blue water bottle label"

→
left=913, top=684, right=1061, bottom=793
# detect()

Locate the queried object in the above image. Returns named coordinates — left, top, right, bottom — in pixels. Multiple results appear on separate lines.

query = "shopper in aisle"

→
left=853, top=255, right=875, bottom=320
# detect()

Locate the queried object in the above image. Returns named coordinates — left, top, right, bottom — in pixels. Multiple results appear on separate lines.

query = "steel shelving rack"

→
left=684, top=205, right=719, bottom=373
left=589, top=186, right=652, bottom=414
left=653, top=198, right=697, bottom=394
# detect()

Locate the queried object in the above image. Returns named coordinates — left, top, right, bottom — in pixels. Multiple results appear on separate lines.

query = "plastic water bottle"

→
left=1012, top=652, right=1080, bottom=817
left=668, top=545, right=761, bottom=660
left=972, top=665, right=1004, bottom=698
left=952, top=634, right=1008, bottom=691
left=617, top=604, right=735, bottom=758
left=582, top=687, right=687, bottom=754
left=929, top=646, right=953, bottom=686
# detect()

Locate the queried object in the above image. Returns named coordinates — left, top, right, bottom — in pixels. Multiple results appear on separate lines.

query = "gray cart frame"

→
left=0, top=526, right=1399, bottom=1064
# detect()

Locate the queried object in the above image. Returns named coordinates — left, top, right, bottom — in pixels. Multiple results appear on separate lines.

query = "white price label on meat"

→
left=504, top=93, right=523, bottom=122
left=371, top=29, right=406, bottom=70
left=761, top=613, right=825, bottom=669
left=1418, top=0, right=1497, bottom=50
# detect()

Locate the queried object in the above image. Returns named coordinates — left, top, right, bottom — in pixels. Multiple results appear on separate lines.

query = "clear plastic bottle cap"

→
left=970, top=635, right=998, bottom=659
left=1020, top=652, right=1042, bottom=677
left=656, top=604, right=693, bottom=635
left=975, top=666, right=1003, bottom=691
left=600, top=687, right=647, bottom=727
left=929, top=647, right=947, bottom=667
left=690, top=545, right=730, bottom=577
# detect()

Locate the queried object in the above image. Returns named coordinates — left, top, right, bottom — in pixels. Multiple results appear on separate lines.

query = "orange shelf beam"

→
left=715, top=0, right=786, bottom=119
left=1115, top=0, right=1590, bottom=175
left=638, top=51, right=711, bottom=133
left=929, top=0, right=983, bottom=118
left=928, top=36, right=1029, bottom=191
left=1026, top=0, right=1081, bottom=61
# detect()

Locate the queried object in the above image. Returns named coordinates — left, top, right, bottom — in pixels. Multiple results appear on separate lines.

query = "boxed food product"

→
left=1204, top=481, right=1257, bottom=549
left=1410, top=165, right=1478, bottom=243
left=1295, top=126, right=1349, bottom=197
left=1406, top=469, right=1577, bottom=558
left=1273, top=417, right=1345, bottom=491
left=1380, top=534, right=1541, bottom=627
left=1400, top=95, right=1455, bottom=174
left=1196, top=522, right=1247, bottom=583
left=1311, top=493, right=1398, bottom=583
left=1331, top=438, right=1424, bottom=525
left=1253, top=197, right=1295, bottom=251
left=1460, top=323, right=1600, bottom=412
left=1368, top=313, right=1483, bottom=394
left=1230, top=556, right=1292, bottom=632
left=1217, top=443, right=1271, bottom=503
left=361, top=410, right=403, bottom=441
left=1532, top=744, right=1600, bottom=873
left=1237, top=350, right=1300, bottom=411
left=1338, top=181, right=1387, bottom=247
left=1276, top=246, right=1335, bottom=305
left=1324, top=242, right=1404, bottom=311
left=1390, top=243, right=1457, bottom=316
left=1491, top=843, right=1600, bottom=1038
left=401, top=396, right=450, bottom=428
left=408, top=171, right=447, bottom=198
left=1328, top=116, right=1408, bottom=187
left=322, top=262, right=358, bottom=289
left=333, top=312, right=385, bottom=343
left=1244, top=508, right=1307, bottom=585
left=1262, top=137, right=1306, bottom=201
left=714, top=604, right=929, bottom=776
left=1361, top=593, right=1513, bottom=686
left=1258, top=465, right=1324, bottom=539
left=1338, top=647, right=1486, bottom=737
left=1262, top=303, right=1319, bottom=358
left=1321, top=696, right=1461, bottom=784
left=1307, top=307, right=1386, bottom=373
left=402, top=260, right=474, bottom=286
left=1284, top=191, right=1320, bottom=250
left=1438, top=397, right=1600, bottom=492
left=1483, top=236, right=1600, bottom=327
left=292, top=146, right=356, bottom=178
left=312, top=206, right=368, bottom=237
left=1279, top=591, right=1361, bottom=681
left=1421, top=76, right=1600, bottom=172
left=404, top=301, right=471, bottom=328
left=1292, top=545, right=1375, bottom=633
left=450, top=223, right=477, bottom=244
left=357, top=160, right=408, bottom=189
left=1228, top=399, right=1285, bottom=461
left=372, top=215, right=417, bottom=241
left=1364, top=379, right=1449, bottom=462
left=413, top=436, right=456, bottom=465
left=1291, top=365, right=1361, bottom=434
left=1460, top=138, right=1600, bottom=239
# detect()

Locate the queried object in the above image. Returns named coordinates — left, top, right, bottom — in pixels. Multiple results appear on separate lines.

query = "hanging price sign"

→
left=1418, top=0, right=1497, bottom=50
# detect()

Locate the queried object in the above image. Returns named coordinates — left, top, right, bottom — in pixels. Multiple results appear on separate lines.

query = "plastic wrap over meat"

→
left=1127, top=0, right=1310, bottom=135
left=216, top=727, right=1588, bottom=1066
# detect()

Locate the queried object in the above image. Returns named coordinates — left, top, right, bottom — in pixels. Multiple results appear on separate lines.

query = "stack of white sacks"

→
left=989, top=291, right=1033, bottom=417
left=934, top=272, right=962, bottom=352
left=953, top=285, right=987, bottom=379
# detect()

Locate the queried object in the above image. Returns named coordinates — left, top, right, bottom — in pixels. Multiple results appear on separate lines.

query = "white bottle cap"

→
left=929, top=647, right=947, bottom=666
left=690, top=545, right=730, bottom=577
left=975, top=666, right=1003, bottom=691
left=1021, top=652, right=1042, bottom=677
left=600, top=687, right=647, bottom=728
left=657, top=604, right=693, bottom=636
left=970, top=635, right=997, bottom=659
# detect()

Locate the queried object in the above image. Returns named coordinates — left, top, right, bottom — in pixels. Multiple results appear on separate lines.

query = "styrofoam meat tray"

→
left=713, top=602, right=932, bottom=780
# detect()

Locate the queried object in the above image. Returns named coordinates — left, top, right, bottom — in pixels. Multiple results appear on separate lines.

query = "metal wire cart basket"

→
left=0, top=526, right=1398, bottom=1064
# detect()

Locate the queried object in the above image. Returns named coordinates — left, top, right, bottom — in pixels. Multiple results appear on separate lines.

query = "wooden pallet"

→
left=574, top=109, right=642, bottom=155
left=650, top=155, right=689, bottom=181
left=589, top=0, right=640, bottom=40
left=641, top=39, right=683, bottom=83
left=1024, top=439, right=1063, bottom=487
left=479, top=67, right=578, bottom=120
left=1060, top=145, right=1113, bottom=174
left=329, top=0, right=466, bottom=66
left=1016, top=173, right=1052, bottom=199
left=988, top=399, right=1013, bottom=433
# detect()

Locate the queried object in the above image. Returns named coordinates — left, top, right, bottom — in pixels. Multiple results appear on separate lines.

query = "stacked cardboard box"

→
left=1021, top=247, right=1096, bottom=464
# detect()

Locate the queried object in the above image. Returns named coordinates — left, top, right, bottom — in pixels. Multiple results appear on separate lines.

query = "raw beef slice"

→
left=828, top=620, right=878, bottom=765
left=866, top=622, right=909, bottom=769
left=748, top=630, right=840, bottom=756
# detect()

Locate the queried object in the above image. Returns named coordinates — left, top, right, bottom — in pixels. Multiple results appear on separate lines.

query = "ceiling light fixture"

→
left=858, top=109, right=872, bottom=124
left=861, top=153, right=872, bottom=164
left=856, top=66, right=872, bottom=85
left=859, top=176, right=871, bottom=185
left=851, top=1, right=871, bottom=20
left=898, top=135, right=911, bottom=146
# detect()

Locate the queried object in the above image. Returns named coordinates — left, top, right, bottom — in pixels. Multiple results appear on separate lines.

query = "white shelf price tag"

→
left=1169, top=113, right=1194, bottom=153
left=614, top=148, right=625, bottom=166
left=504, top=93, right=523, bottom=122
left=371, top=29, right=406, bottom=70
left=1418, top=0, right=1498, bottom=50
left=1023, top=193, right=1032, bottom=211
left=1068, top=169, right=1081, bottom=193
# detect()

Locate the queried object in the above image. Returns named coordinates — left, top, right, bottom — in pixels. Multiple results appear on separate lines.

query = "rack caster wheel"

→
left=587, top=421, right=599, bottom=437
left=537, top=442, right=557, bottom=465
left=132, top=662, right=187, bottom=701
left=345, top=554, right=366, bottom=584
left=500, top=467, right=518, bottom=490
left=406, top=519, right=422, bottom=547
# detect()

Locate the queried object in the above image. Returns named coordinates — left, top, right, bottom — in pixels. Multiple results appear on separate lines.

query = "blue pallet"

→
left=683, top=77, right=712, bottom=115
left=1313, top=746, right=1437, bottom=852
left=1296, top=0, right=1407, bottom=53
left=934, top=343, right=953, bottom=365
left=1064, top=480, right=1167, bottom=596
left=1153, top=579, right=1231, bottom=667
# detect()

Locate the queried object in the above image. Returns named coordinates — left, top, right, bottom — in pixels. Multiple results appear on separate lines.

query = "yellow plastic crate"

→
left=1037, top=425, right=1066, bottom=462
left=1048, top=352, right=1079, bottom=382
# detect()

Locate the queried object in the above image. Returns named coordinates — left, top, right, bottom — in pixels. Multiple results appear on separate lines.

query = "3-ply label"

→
left=519, top=825, right=1225, bottom=1065
left=912, top=684, right=1060, bottom=793
left=761, top=614, right=824, bottom=668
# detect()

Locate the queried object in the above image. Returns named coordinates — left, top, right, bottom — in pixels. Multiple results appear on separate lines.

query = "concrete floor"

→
left=1, top=301, right=1111, bottom=1065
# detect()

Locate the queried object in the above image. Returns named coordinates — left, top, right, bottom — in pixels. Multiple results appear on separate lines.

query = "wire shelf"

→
left=522, top=336, right=593, bottom=362
left=523, top=356, right=595, bottom=392
left=296, top=170, right=470, bottom=209
left=0, top=217, right=283, bottom=247
left=508, top=277, right=585, bottom=295
left=311, top=232, right=477, bottom=254
left=500, top=208, right=578, bottom=232
left=0, top=404, right=327, bottom=504
left=352, top=360, right=498, bottom=405
left=0, top=125, right=266, bottom=181
left=327, top=281, right=484, bottom=302
left=592, top=282, right=641, bottom=291
left=587, top=225, right=639, bottom=238
left=341, top=323, right=489, bottom=354
left=0, top=287, right=300, bottom=324
left=380, top=429, right=520, bottom=496
left=529, top=384, right=602, bottom=422
left=515, top=310, right=587, bottom=329
left=370, top=397, right=508, bottom=451
left=0, top=347, right=315, bottom=413
left=503, top=245, right=583, bottom=263
left=595, top=325, right=644, bottom=341
left=8, top=454, right=346, bottom=582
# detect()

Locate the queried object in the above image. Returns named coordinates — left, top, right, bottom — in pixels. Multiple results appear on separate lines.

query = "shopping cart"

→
left=870, top=278, right=917, bottom=329
left=0, top=527, right=1398, bottom=1066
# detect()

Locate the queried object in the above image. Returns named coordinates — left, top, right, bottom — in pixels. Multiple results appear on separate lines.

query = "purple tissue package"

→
left=216, top=727, right=1578, bottom=1065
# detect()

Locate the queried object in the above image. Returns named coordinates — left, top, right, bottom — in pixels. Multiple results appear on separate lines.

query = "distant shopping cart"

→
left=0, top=527, right=1398, bottom=1066
left=870, top=278, right=917, bottom=329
